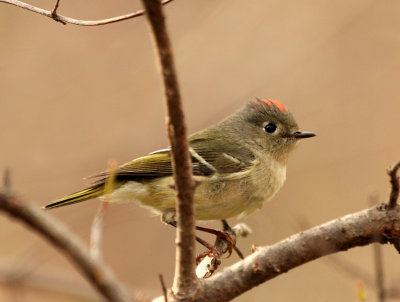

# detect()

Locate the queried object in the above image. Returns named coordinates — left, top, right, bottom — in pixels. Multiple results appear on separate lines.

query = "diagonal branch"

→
left=0, top=192, right=133, bottom=302
left=150, top=204, right=400, bottom=302
left=0, top=0, right=174, bottom=26
left=151, top=161, right=400, bottom=301
left=197, top=204, right=400, bottom=302
left=140, top=0, right=197, bottom=298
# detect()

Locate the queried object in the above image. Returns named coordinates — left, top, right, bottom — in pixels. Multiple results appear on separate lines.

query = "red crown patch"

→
left=257, top=98, right=289, bottom=113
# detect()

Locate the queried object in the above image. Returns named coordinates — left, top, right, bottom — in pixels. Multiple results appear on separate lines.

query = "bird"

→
left=45, top=98, right=315, bottom=257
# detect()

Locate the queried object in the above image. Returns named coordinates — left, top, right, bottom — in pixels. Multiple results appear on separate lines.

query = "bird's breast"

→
left=192, top=157, right=287, bottom=220
left=104, top=157, right=287, bottom=221
left=238, top=157, right=287, bottom=216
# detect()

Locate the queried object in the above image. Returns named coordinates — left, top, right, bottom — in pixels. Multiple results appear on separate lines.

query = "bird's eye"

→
left=264, top=123, right=277, bottom=133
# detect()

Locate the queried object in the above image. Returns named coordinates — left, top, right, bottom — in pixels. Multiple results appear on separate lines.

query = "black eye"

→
left=264, top=123, right=277, bottom=133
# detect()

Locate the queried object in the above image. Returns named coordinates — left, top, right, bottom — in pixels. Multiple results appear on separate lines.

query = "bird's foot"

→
left=168, top=219, right=244, bottom=278
left=195, top=224, right=239, bottom=278
left=195, top=230, right=236, bottom=264
left=195, top=225, right=237, bottom=259
left=196, top=245, right=221, bottom=265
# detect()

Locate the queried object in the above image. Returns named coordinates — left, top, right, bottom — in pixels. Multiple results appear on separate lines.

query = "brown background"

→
left=1, top=0, right=400, bottom=301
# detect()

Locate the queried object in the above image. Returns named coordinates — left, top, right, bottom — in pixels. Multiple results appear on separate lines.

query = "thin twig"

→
left=0, top=0, right=174, bottom=26
left=141, top=0, right=197, bottom=298
left=50, top=0, right=66, bottom=24
left=373, top=243, right=385, bottom=302
left=90, top=160, right=116, bottom=261
left=159, top=274, right=168, bottom=302
left=3, top=168, right=11, bottom=194
left=368, top=194, right=386, bottom=302
left=387, top=162, right=400, bottom=209
left=386, top=162, right=400, bottom=252
left=0, top=193, right=132, bottom=302
left=50, top=0, right=60, bottom=16
left=90, top=202, right=108, bottom=261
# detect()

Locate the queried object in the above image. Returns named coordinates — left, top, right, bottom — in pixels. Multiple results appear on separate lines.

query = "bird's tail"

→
left=44, top=183, right=105, bottom=209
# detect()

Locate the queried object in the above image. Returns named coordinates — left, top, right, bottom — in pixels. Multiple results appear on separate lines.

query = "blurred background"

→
left=1, top=0, right=400, bottom=301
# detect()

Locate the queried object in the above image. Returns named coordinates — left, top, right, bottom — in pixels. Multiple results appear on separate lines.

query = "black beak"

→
left=288, top=131, right=316, bottom=139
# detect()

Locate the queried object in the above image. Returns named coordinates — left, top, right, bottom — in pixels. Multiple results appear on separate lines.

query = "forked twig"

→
left=0, top=0, right=174, bottom=26
left=50, top=0, right=65, bottom=24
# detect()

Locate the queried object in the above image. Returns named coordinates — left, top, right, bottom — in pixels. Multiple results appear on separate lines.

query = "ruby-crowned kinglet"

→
left=45, top=98, right=315, bottom=223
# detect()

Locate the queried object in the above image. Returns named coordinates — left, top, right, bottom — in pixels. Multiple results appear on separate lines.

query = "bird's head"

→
left=231, top=98, right=315, bottom=163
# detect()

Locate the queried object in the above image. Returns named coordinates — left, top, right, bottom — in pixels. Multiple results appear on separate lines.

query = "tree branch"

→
left=141, top=0, right=197, bottom=298
left=0, top=192, right=133, bottom=302
left=151, top=161, right=400, bottom=301
left=195, top=204, right=400, bottom=302
left=0, top=0, right=174, bottom=26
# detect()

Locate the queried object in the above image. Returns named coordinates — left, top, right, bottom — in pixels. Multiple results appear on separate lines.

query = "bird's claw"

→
left=216, top=231, right=235, bottom=259
left=196, top=246, right=221, bottom=265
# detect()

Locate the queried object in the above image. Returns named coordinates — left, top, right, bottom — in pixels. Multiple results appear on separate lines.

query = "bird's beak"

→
left=287, top=131, right=316, bottom=139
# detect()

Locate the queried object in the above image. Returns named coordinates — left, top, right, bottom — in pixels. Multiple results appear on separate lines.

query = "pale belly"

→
left=106, top=160, right=287, bottom=221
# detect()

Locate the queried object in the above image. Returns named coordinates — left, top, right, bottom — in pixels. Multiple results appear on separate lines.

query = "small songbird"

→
left=45, top=98, right=315, bottom=225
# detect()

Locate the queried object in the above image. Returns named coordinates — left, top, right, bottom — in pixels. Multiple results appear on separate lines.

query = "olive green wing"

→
left=189, top=134, right=255, bottom=174
left=93, top=140, right=254, bottom=182
left=45, top=140, right=255, bottom=209
left=93, top=149, right=216, bottom=181
left=45, top=152, right=174, bottom=209
left=112, top=152, right=174, bottom=179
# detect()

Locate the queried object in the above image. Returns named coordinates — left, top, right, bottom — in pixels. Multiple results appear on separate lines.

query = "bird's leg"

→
left=195, top=220, right=244, bottom=261
left=195, top=224, right=235, bottom=259
left=166, top=221, right=222, bottom=264
left=167, top=218, right=244, bottom=263
left=221, top=220, right=244, bottom=259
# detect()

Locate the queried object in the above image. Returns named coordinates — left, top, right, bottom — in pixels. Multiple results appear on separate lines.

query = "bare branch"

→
left=0, top=0, right=174, bottom=26
left=90, top=160, right=117, bottom=261
left=141, top=0, right=197, bottom=298
left=3, top=168, right=11, bottom=193
left=151, top=204, right=400, bottom=301
left=50, top=0, right=66, bottom=25
left=0, top=192, right=132, bottom=302
left=387, top=161, right=400, bottom=209
left=373, top=243, right=385, bottom=302
left=159, top=274, right=168, bottom=302
left=198, top=205, right=400, bottom=302
left=51, top=0, right=60, bottom=16
left=90, top=202, right=109, bottom=261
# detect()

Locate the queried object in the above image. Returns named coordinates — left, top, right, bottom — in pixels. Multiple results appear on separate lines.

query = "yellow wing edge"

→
left=44, top=183, right=106, bottom=209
